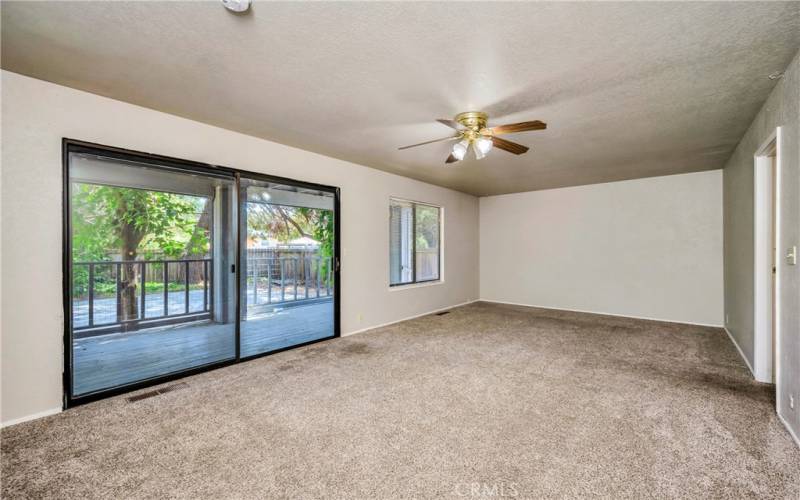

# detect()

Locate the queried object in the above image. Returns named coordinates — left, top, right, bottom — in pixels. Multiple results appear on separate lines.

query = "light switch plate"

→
left=787, top=246, right=797, bottom=266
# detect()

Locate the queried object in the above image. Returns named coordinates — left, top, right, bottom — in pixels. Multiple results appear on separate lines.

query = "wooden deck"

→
left=73, top=300, right=334, bottom=396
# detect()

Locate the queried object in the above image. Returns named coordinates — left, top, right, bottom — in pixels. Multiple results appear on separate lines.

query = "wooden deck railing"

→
left=73, top=258, right=213, bottom=331
left=73, top=254, right=335, bottom=332
left=246, top=256, right=333, bottom=308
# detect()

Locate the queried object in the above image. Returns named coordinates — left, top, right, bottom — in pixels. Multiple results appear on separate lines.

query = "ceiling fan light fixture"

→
left=475, top=137, right=493, bottom=157
left=397, top=111, right=546, bottom=164
left=221, top=0, right=251, bottom=13
left=452, top=139, right=469, bottom=161
left=474, top=145, right=486, bottom=160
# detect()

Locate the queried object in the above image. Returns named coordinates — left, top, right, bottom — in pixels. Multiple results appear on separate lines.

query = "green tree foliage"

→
left=71, top=184, right=209, bottom=261
left=296, top=207, right=334, bottom=260
left=71, top=183, right=209, bottom=319
left=414, top=205, right=439, bottom=250
left=247, top=203, right=333, bottom=256
left=247, top=204, right=309, bottom=242
left=247, top=203, right=334, bottom=285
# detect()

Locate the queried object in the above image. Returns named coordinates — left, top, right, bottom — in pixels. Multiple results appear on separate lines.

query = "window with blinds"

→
left=389, top=199, right=441, bottom=286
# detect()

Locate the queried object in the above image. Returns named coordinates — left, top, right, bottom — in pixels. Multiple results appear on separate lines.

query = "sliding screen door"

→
left=239, top=177, right=337, bottom=358
left=66, top=147, right=237, bottom=400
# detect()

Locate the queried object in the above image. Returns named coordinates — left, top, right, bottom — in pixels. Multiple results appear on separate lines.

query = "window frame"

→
left=389, top=197, right=442, bottom=287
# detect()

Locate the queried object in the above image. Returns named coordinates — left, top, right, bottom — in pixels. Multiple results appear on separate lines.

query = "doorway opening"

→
left=63, top=140, right=340, bottom=406
left=753, top=128, right=780, bottom=386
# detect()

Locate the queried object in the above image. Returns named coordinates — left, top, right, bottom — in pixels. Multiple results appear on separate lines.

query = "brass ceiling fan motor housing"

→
left=455, top=111, right=489, bottom=135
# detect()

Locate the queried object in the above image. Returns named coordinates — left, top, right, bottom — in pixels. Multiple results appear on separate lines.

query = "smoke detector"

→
left=221, top=0, right=250, bottom=13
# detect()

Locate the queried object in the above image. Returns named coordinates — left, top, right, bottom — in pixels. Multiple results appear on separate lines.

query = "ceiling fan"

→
left=398, top=111, right=546, bottom=164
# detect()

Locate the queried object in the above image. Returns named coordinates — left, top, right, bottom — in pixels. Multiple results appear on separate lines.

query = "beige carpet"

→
left=2, top=302, right=799, bottom=499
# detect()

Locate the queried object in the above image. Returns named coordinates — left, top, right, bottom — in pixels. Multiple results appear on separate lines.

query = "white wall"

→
left=0, top=71, right=480, bottom=425
left=723, top=50, right=800, bottom=444
left=480, top=170, right=724, bottom=326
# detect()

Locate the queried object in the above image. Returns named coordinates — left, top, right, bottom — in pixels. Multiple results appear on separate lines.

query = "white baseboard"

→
left=343, top=299, right=479, bottom=337
left=479, top=299, right=724, bottom=328
left=723, top=327, right=756, bottom=378
left=1, top=407, right=62, bottom=429
left=778, top=411, right=800, bottom=449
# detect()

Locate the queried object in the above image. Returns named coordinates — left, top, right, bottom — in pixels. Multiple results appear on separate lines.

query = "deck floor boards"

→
left=73, top=301, right=333, bottom=395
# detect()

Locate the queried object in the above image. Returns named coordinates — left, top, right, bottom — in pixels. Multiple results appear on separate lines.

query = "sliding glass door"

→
left=66, top=146, right=238, bottom=399
left=238, top=177, right=337, bottom=358
left=65, top=141, right=339, bottom=405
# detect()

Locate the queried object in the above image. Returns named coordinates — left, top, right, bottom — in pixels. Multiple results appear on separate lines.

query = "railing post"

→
left=88, top=263, right=94, bottom=327
left=266, top=259, right=272, bottom=304
left=252, top=258, right=258, bottom=306
left=294, top=258, right=298, bottom=300
left=163, top=261, right=169, bottom=317
left=316, top=258, right=321, bottom=298
left=209, top=258, right=215, bottom=318
left=140, top=261, right=146, bottom=319
left=326, top=257, right=331, bottom=296
left=203, top=260, right=208, bottom=312
left=116, top=262, right=122, bottom=319
left=305, top=257, right=309, bottom=299
left=280, top=258, right=285, bottom=302
left=184, top=260, right=190, bottom=314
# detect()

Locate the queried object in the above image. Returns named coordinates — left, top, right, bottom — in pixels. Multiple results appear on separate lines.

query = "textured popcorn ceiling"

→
left=2, top=2, right=798, bottom=195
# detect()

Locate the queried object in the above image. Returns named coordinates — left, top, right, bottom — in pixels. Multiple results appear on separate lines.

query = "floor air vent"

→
left=127, top=382, right=188, bottom=402
left=435, top=311, right=451, bottom=316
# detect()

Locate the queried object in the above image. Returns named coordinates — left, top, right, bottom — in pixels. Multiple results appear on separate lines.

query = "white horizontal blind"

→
left=389, top=200, right=414, bottom=285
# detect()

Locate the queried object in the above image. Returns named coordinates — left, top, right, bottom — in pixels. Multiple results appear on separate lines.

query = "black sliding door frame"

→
left=236, top=172, right=340, bottom=362
left=62, top=139, right=341, bottom=408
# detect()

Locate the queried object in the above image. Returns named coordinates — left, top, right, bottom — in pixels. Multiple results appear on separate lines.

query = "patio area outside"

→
left=67, top=172, right=337, bottom=397
left=73, top=299, right=334, bottom=395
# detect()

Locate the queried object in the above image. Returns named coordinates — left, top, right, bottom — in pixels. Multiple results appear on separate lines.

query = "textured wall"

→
left=0, top=71, right=480, bottom=425
left=723, top=50, right=800, bottom=442
left=480, top=171, right=724, bottom=326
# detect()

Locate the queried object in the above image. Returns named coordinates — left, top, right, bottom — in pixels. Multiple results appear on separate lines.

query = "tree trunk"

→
left=118, top=259, right=139, bottom=322
left=115, top=193, right=146, bottom=322
left=118, top=228, right=140, bottom=322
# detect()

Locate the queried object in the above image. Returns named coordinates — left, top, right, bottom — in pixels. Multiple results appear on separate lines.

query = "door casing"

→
left=752, top=128, right=779, bottom=388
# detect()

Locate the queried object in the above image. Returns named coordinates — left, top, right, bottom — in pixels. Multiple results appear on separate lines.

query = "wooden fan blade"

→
left=488, top=120, right=546, bottom=135
left=398, top=135, right=460, bottom=150
left=445, top=154, right=460, bottom=164
left=437, top=119, right=462, bottom=130
left=492, top=136, right=529, bottom=155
